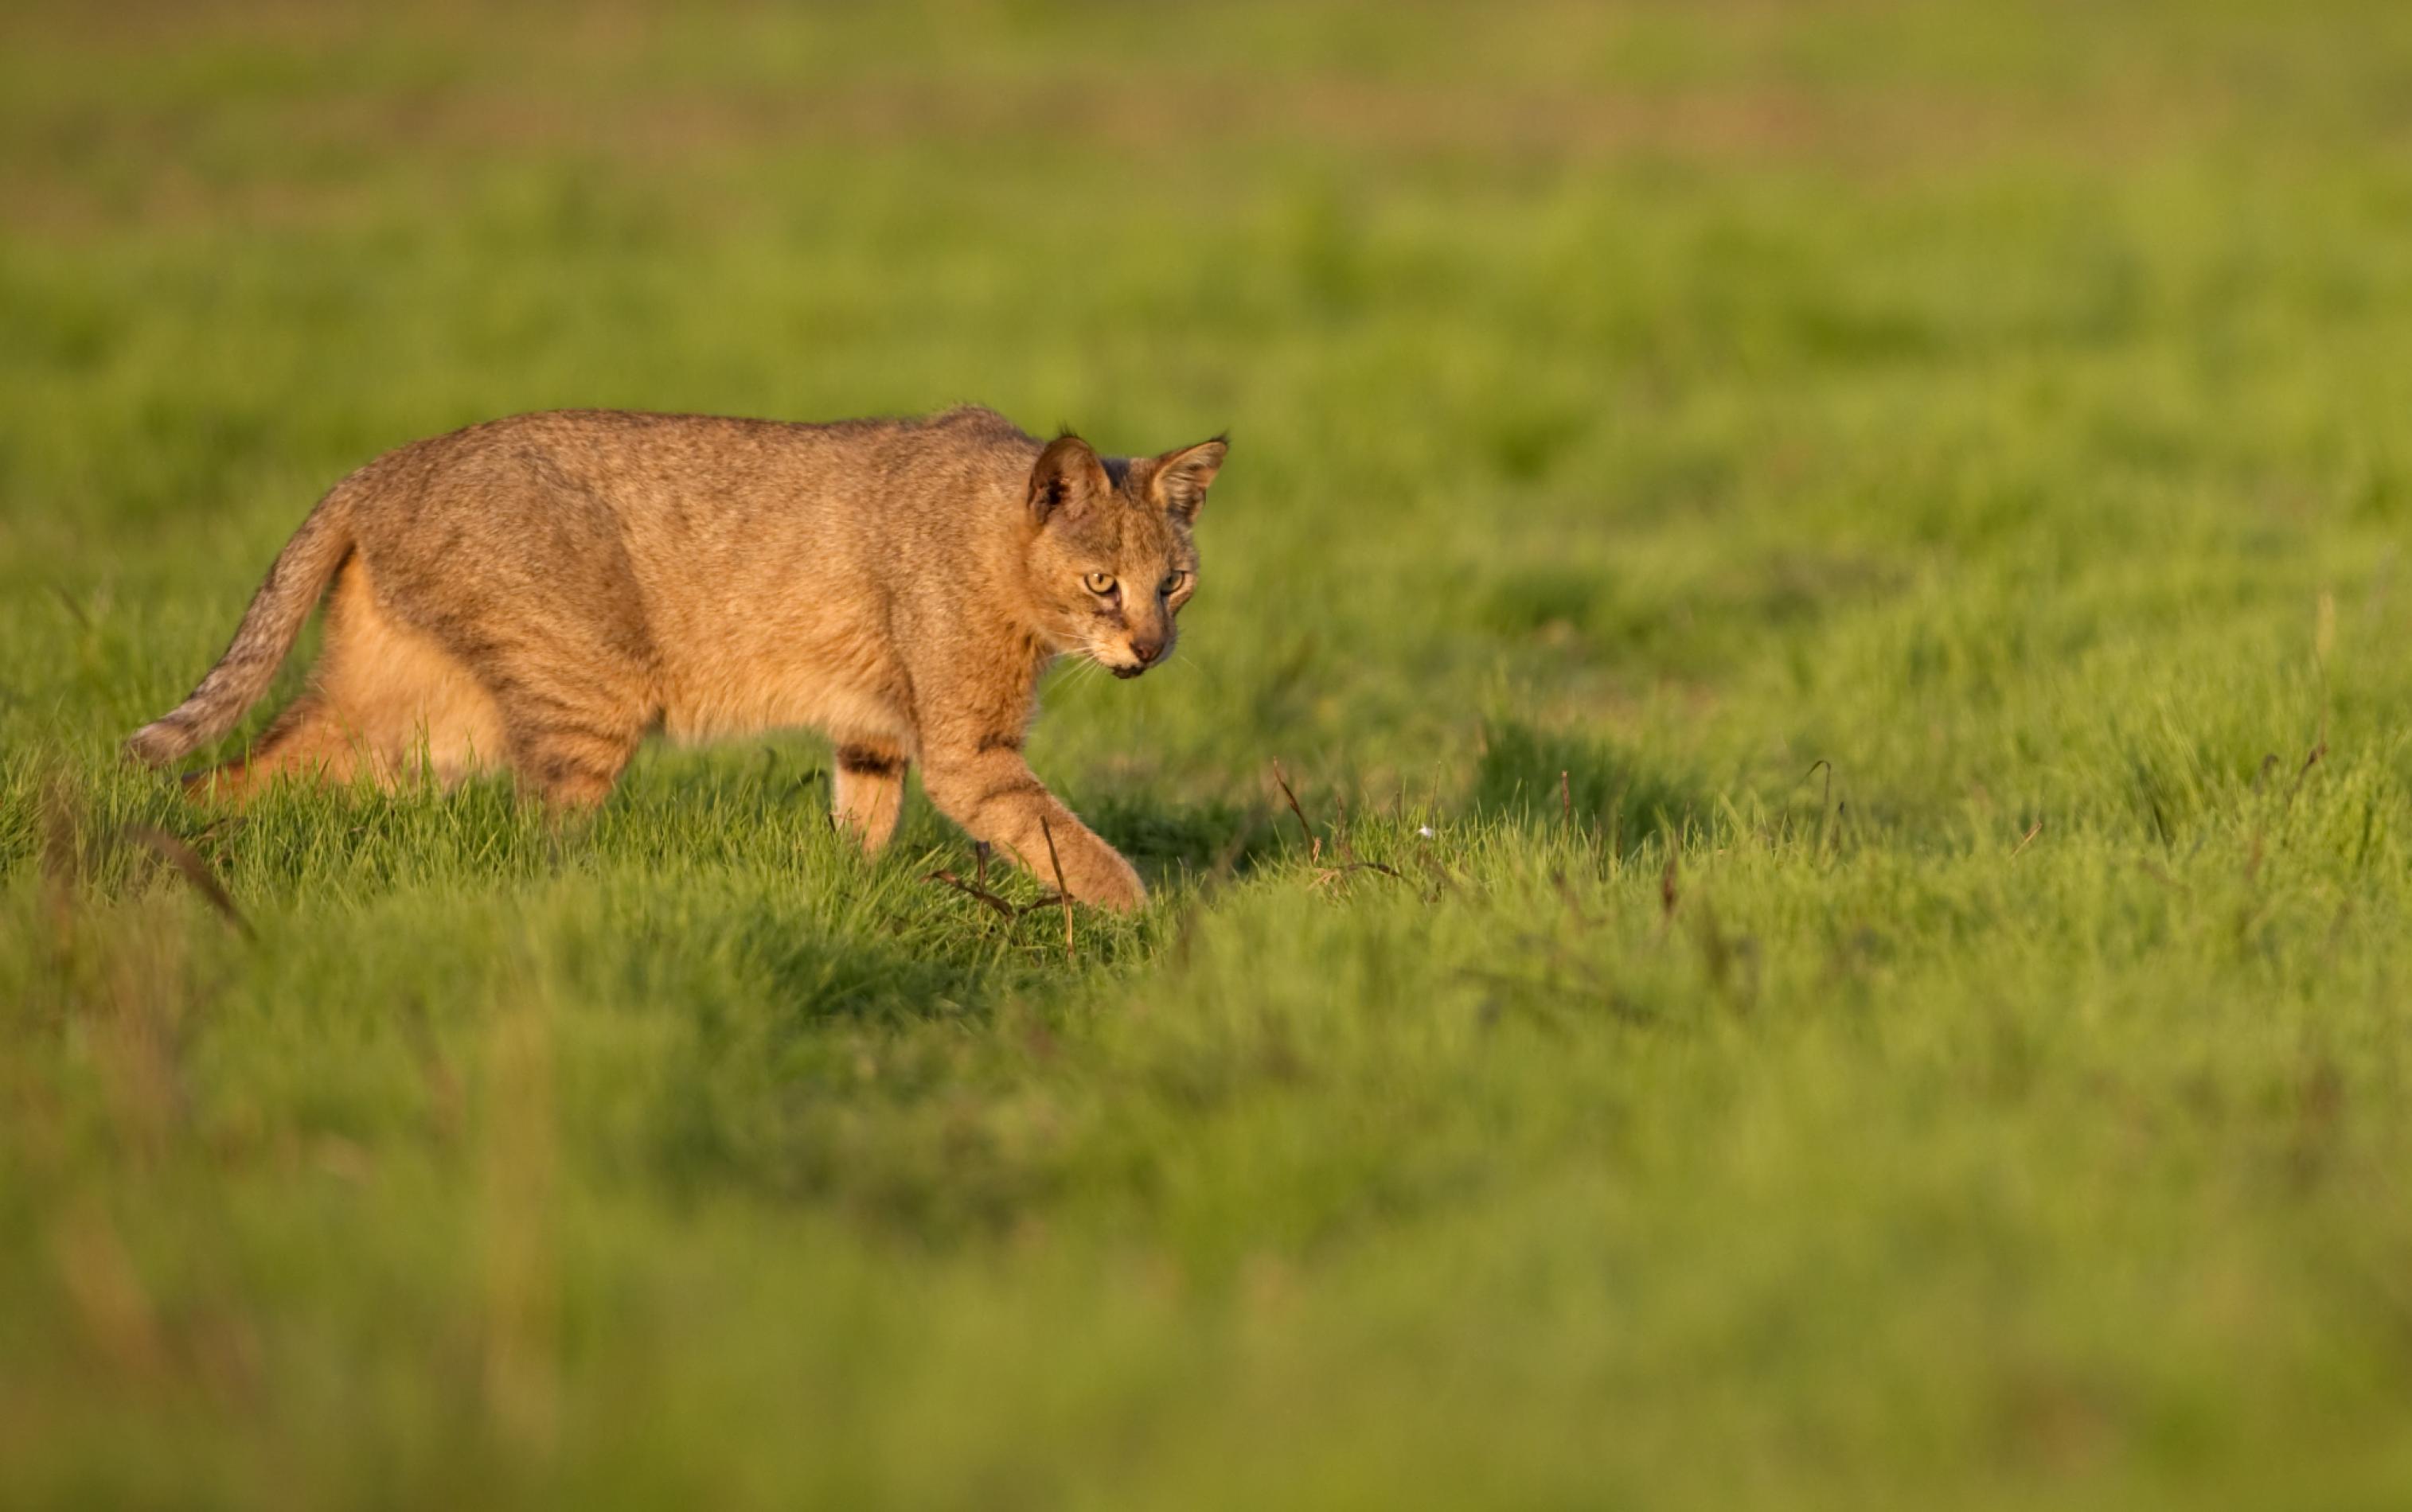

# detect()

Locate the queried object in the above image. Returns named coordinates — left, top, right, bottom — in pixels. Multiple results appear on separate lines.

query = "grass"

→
left=9, top=1, right=2412, bottom=1505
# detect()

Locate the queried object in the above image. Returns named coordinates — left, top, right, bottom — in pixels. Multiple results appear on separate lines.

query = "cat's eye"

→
left=1161, top=571, right=1190, bottom=595
left=1083, top=571, right=1118, bottom=596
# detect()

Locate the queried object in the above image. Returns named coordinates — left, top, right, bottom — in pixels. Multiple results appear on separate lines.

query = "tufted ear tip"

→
left=1150, top=435, right=1227, bottom=523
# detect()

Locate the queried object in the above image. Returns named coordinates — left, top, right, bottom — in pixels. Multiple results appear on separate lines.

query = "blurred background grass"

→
left=9, top=2, right=2412, bottom=1507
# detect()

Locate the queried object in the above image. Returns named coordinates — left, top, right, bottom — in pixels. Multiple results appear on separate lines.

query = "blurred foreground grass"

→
left=10, top=2, right=2412, bottom=1506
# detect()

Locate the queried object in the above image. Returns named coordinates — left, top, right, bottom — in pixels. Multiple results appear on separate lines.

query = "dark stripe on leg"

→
left=837, top=745, right=904, bottom=778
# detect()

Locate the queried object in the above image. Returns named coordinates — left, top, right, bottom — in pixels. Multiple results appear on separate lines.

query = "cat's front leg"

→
left=919, top=742, right=1145, bottom=911
left=831, top=740, right=909, bottom=852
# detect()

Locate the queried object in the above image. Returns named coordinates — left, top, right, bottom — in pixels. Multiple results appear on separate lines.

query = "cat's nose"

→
left=1131, top=638, right=1164, bottom=665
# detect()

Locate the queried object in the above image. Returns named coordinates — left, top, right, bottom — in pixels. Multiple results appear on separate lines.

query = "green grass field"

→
left=10, top=2, right=2412, bottom=1505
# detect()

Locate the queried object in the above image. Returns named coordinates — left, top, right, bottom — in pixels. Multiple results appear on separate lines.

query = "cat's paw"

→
left=1075, top=852, right=1149, bottom=914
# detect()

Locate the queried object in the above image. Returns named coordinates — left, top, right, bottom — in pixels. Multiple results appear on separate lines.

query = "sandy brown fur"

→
left=127, top=407, right=1226, bottom=910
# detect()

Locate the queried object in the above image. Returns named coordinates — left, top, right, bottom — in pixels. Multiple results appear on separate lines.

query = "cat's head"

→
left=1022, top=431, right=1224, bottom=677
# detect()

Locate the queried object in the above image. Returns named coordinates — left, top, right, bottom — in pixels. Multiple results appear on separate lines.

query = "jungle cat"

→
left=125, top=406, right=1226, bottom=912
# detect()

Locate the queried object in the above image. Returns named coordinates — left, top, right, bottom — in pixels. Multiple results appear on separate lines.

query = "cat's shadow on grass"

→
left=1466, top=719, right=1713, bottom=855
left=1072, top=720, right=1714, bottom=883
left=1081, top=790, right=1287, bottom=883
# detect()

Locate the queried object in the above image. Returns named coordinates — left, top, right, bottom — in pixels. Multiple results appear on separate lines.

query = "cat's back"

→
left=355, top=404, right=1036, bottom=565
left=403, top=403, right=1032, bottom=497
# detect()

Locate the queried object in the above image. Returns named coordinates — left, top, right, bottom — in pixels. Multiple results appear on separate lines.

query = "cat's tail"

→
left=123, top=473, right=364, bottom=769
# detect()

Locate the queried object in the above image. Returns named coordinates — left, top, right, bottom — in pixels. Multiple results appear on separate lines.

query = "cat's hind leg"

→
left=181, top=695, right=362, bottom=802
left=312, top=556, right=509, bottom=788
left=458, top=632, right=654, bottom=810
left=182, top=556, right=508, bottom=801
left=487, top=679, right=649, bottom=809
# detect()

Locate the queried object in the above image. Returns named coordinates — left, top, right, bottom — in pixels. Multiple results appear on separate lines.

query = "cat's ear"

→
left=1149, top=436, right=1227, bottom=524
left=1028, top=432, right=1111, bottom=528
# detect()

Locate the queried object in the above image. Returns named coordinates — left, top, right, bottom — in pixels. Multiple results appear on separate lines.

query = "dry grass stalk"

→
left=1038, top=815, right=1075, bottom=963
left=121, top=824, right=253, bottom=939
left=2009, top=819, right=2043, bottom=859
left=1270, top=761, right=1321, bottom=865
